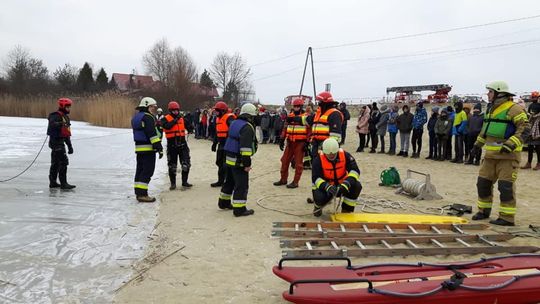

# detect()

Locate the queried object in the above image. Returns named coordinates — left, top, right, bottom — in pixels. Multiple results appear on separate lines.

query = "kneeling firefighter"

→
left=132, top=97, right=163, bottom=203
left=161, top=101, right=193, bottom=190
left=218, top=103, right=258, bottom=217
left=472, top=81, right=530, bottom=226
left=310, top=138, right=362, bottom=217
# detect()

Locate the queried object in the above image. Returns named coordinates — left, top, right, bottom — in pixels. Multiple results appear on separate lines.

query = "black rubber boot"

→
left=169, top=174, right=176, bottom=190
left=472, top=209, right=491, bottom=220
left=59, top=171, right=76, bottom=189
left=489, top=218, right=515, bottom=226
left=49, top=176, right=61, bottom=188
left=218, top=199, right=233, bottom=210
left=181, top=171, right=192, bottom=188
left=313, top=205, right=322, bottom=217
left=210, top=181, right=223, bottom=187
left=234, top=208, right=255, bottom=217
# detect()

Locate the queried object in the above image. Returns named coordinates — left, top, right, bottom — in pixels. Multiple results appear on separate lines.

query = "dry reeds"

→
left=0, top=93, right=138, bottom=128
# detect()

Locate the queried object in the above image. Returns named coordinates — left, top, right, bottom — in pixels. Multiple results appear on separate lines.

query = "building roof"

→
left=192, top=83, right=219, bottom=98
left=111, top=73, right=155, bottom=91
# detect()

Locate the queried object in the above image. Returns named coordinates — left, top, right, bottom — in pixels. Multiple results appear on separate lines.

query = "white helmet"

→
left=322, top=138, right=340, bottom=154
left=157, top=108, right=163, bottom=113
left=240, top=103, right=257, bottom=116
left=139, top=97, right=157, bottom=108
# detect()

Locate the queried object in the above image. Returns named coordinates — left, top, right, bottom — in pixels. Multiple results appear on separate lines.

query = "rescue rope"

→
left=0, top=135, right=49, bottom=183
left=256, top=194, right=315, bottom=217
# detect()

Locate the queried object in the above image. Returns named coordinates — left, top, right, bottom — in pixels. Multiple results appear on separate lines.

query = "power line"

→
left=249, top=51, right=305, bottom=67
left=315, top=39, right=540, bottom=63
left=315, top=14, right=540, bottom=50
left=252, top=66, right=304, bottom=82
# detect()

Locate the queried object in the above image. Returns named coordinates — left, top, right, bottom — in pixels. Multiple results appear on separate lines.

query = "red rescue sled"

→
left=273, top=254, right=540, bottom=304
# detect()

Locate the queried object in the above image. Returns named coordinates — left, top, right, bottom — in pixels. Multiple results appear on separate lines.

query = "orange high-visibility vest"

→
left=216, top=113, right=236, bottom=138
left=286, top=113, right=308, bottom=141
left=319, top=149, right=347, bottom=185
left=312, top=108, right=342, bottom=141
left=163, top=114, right=186, bottom=138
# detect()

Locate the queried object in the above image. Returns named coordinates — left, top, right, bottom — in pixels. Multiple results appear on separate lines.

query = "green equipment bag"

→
left=379, top=167, right=401, bottom=186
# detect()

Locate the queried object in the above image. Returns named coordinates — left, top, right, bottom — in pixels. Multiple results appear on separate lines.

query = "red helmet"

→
left=316, top=91, right=335, bottom=103
left=532, top=91, right=540, bottom=98
left=259, top=106, right=265, bottom=112
left=58, top=98, right=73, bottom=108
left=214, top=101, right=228, bottom=111
left=168, top=101, right=180, bottom=110
left=292, top=98, right=305, bottom=106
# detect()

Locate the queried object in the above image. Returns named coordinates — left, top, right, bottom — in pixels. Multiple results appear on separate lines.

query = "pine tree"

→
left=200, top=69, right=214, bottom=88
left=96, top=68, right=108, bottom=91
left=77, top=62, right=94, bottom=91
left=109, top=76, right=117, bottom=90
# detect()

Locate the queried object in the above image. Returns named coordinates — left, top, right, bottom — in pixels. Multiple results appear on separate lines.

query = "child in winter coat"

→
left=435, top=109, right=452, bottom=161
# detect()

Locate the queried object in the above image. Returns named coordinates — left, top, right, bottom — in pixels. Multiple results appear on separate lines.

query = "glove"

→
left=500, top=142, right=514, bottom=153
left=326, top=184, right=338, bottom=197
left=337, top=181, right=350, bottom=196
left=158, top=151, right=164, bottom=159
left=67, top=146, right=74, bottom=154
left=470, top=144, right=481, bottom=156
left=211, top=142, right=217, bottom=152
left=279, top=139, right=285, bottom=151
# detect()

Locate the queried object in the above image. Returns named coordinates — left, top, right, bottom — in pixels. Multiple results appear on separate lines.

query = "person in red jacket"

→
left=274, top=98, right=308, bottom=188
left=47, top=98, right=76, bottom=189
left=211, top=101, right=236, bottom=187
left=160, top=101, right=193, bottom=190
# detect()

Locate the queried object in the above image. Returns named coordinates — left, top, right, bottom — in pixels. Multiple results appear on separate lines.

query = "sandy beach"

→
left=114, top=119, right=540, bottom=304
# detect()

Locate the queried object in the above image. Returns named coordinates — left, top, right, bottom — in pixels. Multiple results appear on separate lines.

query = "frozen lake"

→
left=0, top=116, right=164, bottom=303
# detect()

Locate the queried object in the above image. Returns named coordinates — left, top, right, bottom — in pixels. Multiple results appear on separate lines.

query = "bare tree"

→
left=209, top=52, right=251, bottom=104
left=142, top=38, right=173, bottom=86
left=170, top=46, right=198, bottom=101
left=3, top=45, right=50, bottom=94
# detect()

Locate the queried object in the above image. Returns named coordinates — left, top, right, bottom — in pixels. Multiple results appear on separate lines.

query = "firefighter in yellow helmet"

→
left=309, top=138, right=362, bottom=217
left=471, top=81, right=530, bottom=226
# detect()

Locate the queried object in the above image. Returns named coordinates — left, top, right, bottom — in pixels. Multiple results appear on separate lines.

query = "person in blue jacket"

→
left=451, top=101, right=468, bottom=163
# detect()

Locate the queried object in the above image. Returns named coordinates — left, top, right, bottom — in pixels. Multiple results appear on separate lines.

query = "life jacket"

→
left=216, top=113, right=236, bottom=139
left=312, top=108, right=343, bottom=141
left=163, top=114, right=186, bottom=139
left=286, top=112, right=308, bottom=141
left=482, top=101, right=517, bottom=140
left=319, top=149, right=347, bottom=185
left=47, top=111, right=71, bottom=138
left=224, top=119, right=248, bottom=154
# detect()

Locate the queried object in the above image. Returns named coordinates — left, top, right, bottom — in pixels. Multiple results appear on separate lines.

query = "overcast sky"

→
left=1, top=0, right=540, bottom=104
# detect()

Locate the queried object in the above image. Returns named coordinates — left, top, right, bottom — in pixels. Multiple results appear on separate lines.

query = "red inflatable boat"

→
left=273, top=254, right=540, bottom=304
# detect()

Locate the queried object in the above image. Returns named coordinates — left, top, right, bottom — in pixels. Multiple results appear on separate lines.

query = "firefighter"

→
left=211, top=101, right=236, bottom=187
left=471, top=81, right=530, bottom=226
left=218, top=103, right=258, bottom=217
left=47, top=97, right=76, bottom=189
left=131, top=97, right=163, bottom=203
left=161, top=101, right=193, bottom=190
left=309, top=138, right=362, bottom=217
left=274, top=98, right=308, bottom=188
left=309, top=91, right=344, bottom=159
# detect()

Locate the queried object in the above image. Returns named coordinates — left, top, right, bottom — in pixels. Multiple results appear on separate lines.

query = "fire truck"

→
left=386, top=84, right=452, bottom=103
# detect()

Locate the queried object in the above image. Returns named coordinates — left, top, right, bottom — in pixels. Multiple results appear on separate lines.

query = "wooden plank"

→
left=478, top=235, right=498, bottom=247
left=385, top=225, right=394, bottom=234
left=431, top=226, right=443, bottom=234
left=330, top=241, right=340, bottom=250
left=452, top=224, right=465, bottom=234
left=282, top=246, right=540, bottom=258
left=406, top=239, right=418, bottom=248
left=408, top=225, right=418, bottom=234
left=355, top=240, right=366, bottom=249
left=362, top=224, right=370, bottom=233
left=380, top=240, right=392, bottom=249
left=305, top=242, right=313, bottom=250
left=455, top=238, right=471, bottom=247
left=339, top=224, right=346, bottom=232
left=272, top=222, right=488, bottom=231
left=294, top=223, right=299, bottom=231
left=278, top=234, right=514, bottom=248
left=431, top=239, right=446, bottom=248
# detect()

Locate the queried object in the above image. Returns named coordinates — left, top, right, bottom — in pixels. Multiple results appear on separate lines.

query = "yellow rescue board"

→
left=330, top=213, right=469, bottom=224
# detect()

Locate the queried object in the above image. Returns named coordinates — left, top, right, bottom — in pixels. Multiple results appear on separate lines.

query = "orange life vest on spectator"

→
left=319, top=149, right=347, bottom=185
left=312, top=108, right=342, bottom=141
left=286, top=113, right=308, bottom=141
left=216, top=113, right=236, bottom=138
left=164, top=114, right=186, bottom=138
